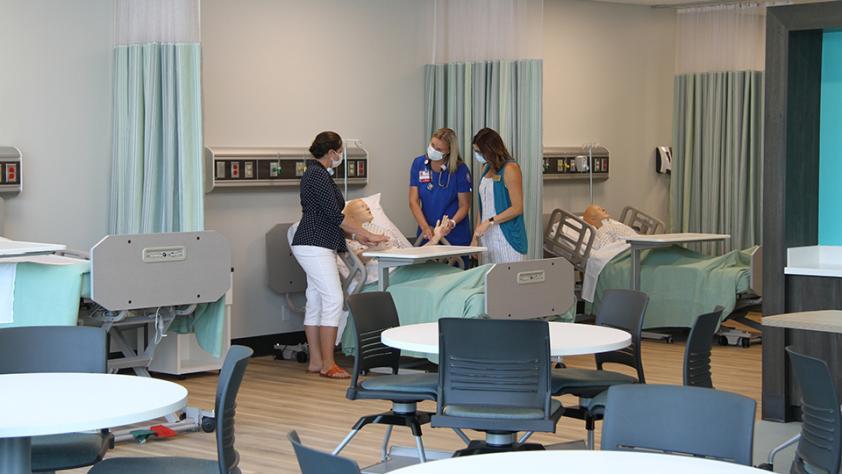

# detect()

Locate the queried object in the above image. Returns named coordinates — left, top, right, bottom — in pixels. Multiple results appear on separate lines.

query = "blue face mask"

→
left=473, top=150, right=486, bottom=164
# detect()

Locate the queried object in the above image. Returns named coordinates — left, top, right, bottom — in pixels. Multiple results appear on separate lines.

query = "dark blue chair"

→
left=431, top=318, right=563, bottom=456
left=786, top=347, right=842, bottom=474
left=89, top=345, right=253, bottom=474
left=683, top=307, right=724, bottom=388
left=551, top=289, right=649, bottom=448
left=334, top=292, right=438, bottom=462
left=0, top=326, right=113, bottom=473
left=601, top=384, right=756, bottom=465
left=289, top=431, right=361, bottom=474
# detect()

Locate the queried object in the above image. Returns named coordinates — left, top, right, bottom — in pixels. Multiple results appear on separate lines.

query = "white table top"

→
left=362, top=245, right=487, bottom=261
left=763, top=310, right=842, bottom=333
left=0, top=373, right=187, bottom=438
left=785, top=245, right=842, bottom=278
left=624, top=233, right=730, bottom=245
left=391, top=450, right=764, bottom=473
left=381, top=321, right=631, bottom=357
left=0, top=238, right=66, bottom=257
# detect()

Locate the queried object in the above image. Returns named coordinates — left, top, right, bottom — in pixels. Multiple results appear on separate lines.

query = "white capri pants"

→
left=291, top=244, right=344, bottom=327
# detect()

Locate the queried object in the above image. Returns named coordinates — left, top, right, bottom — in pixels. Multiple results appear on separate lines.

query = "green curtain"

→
left=425, top=59, right=543, bottom=259
left=110, top=43, right=204, bottom=234
left=670, top=70, right=763, bottom=252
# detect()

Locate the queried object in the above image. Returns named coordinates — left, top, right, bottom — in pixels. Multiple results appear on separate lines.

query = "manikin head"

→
left=343, top=199, right=374, bottom=224
left=583, top=204, right=610, bottom=228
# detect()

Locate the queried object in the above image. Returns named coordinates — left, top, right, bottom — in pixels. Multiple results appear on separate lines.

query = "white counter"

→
left=785, top=246, right=842, bottom=278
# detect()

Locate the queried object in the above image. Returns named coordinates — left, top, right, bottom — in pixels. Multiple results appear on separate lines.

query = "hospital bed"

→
left=267, top=222, right=576, bottom=359
left=543, top=206, right=763, bottom=346
left=0, top=231, right=233, bottom=438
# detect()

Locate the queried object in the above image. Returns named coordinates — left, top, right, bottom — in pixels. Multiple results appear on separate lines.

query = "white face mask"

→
left=473, top=150, right=486, bottom=164
left=330, top=150, right=344, bottom=168
left=427, top=144, right=445, bottom=162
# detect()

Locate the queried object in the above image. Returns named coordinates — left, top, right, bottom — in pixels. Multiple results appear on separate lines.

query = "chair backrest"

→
left=216, top=345, right=253, bottom=474
left=288, top=431, right=361, bottom=474
left=346, top=292, right=402, bottom=390
left=594, top=289, right=649, bottom=383
left=601, top=384, right=756, bottom=465
left=683, top=307, right=723, bottom=388
left=0, top=326, right=106, bottom=374
left=437, top=318, right=552, bottom=416
left=787, top=347, right=842, bottom=474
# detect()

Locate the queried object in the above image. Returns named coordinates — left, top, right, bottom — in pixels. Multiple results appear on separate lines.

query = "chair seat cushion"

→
left=551, top=368, right=636, bottom=396
left=31, top=432, right=111, bottom=471
left=88, top=456, right=218, bottom=474
left=443, top=399, right=562, bottom=420
left=360, top=373, right=438, bottom=395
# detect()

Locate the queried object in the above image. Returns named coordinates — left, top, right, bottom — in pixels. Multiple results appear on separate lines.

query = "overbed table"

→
left=0, top=373, right=188, bottom=473
left=390, top=450, right=764, bottom=473
left=624, top=233, right=730, bottom=290
left=362, top=245, right=487, bottom=291
left=381, top=321, right=631, bottom=357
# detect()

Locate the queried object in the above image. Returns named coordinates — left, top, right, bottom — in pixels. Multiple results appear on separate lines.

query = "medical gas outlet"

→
left=204, top=146, right=368, bottom=192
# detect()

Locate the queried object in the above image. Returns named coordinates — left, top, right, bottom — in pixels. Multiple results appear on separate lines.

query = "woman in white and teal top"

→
left=470, top=128, right=528, bottom=263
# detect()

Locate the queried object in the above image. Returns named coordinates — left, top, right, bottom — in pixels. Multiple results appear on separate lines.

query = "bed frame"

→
left=267, top=223, right=574, bottom=320
left=543, top=206, right=763, bottom=345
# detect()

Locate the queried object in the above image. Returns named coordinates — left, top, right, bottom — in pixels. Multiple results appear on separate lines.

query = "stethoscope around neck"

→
left=423, top=157, right=451, bottom=190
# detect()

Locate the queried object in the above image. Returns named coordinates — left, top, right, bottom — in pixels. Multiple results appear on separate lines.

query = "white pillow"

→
left=359, top=193, right=412, bottom=249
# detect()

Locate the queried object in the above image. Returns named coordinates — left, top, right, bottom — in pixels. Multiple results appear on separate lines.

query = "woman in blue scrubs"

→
left=408, top=128, right=472, bottom=245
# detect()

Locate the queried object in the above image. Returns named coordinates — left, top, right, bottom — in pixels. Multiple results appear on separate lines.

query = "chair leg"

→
left=518, top=431, right=534, bottom=444
left=452, top=428, right=472, bottom=446
left=414, top=434, right=427, bottom=463
left=585, top=417, right=596, bottom=450
left=767, top=434, right=800, bottom=465
left=380, top=425, right=394, bottom=462
left=333, top=429, right=361, bottom=456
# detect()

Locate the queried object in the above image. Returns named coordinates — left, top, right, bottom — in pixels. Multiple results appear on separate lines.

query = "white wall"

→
left=0, top=0, right=113, bottom=250
left=202, top=0, right=430, bottom=338
left=543, top=0, right=675, bottom=224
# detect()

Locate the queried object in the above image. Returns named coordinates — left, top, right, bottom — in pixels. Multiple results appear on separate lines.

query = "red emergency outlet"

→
left=230, top=162, right=240, bottom=179
left=6, top=163, right=17, bottom=183
left=357, top=161, right=365, bottom=177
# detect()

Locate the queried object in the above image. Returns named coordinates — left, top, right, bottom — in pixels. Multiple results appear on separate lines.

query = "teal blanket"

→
left=341, top=262, right=575, bottom=360
left=0, top=260, right=226, bottom=358
left=591, top=245, right=754, bottom=329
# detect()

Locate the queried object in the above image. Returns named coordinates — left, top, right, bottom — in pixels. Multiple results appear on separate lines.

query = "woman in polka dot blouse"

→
left=291, top=131, right=387, bottom=379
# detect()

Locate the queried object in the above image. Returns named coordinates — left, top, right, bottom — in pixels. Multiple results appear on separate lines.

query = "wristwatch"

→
left=489, top=216, right=496, bottom=225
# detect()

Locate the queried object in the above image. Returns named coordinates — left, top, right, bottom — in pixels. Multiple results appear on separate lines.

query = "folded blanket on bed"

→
left=0, top=259, right=91, bottom=329
left=591, top=245, right=755, bottom=329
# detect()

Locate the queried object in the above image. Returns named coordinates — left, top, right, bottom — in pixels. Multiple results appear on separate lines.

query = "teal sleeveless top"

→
left=480, top=161, right=528, bottom=255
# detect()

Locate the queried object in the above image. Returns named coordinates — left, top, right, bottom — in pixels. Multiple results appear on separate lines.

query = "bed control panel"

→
left=204, top=145, right=368, bottom=192
left=0, top=146, right=22, bottom=193
left=542, top=146, right=609, bottom=181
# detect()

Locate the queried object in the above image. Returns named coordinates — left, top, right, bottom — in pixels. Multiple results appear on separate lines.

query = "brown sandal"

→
left=320, top=365, right=350, bottom=379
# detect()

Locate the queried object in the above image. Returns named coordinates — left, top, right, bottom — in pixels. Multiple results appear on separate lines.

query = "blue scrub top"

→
left=409, top=155, right=472, bottom=246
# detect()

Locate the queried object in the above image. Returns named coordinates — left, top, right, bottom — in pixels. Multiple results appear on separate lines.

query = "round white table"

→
left=391, top=450, right=765, bottom=473
left=0, top=373, right=188, bottom=473
left=381, top=321, right=631, bottom=357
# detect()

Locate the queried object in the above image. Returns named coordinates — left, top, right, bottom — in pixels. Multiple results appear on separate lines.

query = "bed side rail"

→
left=543, top=208, right=595, bottom=274
left=619, top=206, right=665, bottom=235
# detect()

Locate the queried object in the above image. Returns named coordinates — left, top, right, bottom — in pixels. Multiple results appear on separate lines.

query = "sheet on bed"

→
left=590, top=245, right=755, bottom=329
left=0, top=257, right=226, bottom=357
left=341, top=262, right=575, bottom=360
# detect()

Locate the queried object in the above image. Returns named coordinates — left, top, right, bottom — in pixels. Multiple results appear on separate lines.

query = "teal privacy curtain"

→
left=669, top=71, right=763, bottom=252
left=110, top=42, right=204, bottom=234
left=425, top=59, right=543, bottom=259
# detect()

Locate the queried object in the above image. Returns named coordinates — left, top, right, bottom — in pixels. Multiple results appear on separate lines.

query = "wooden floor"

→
left=69, top=338, right=762, bottom=473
